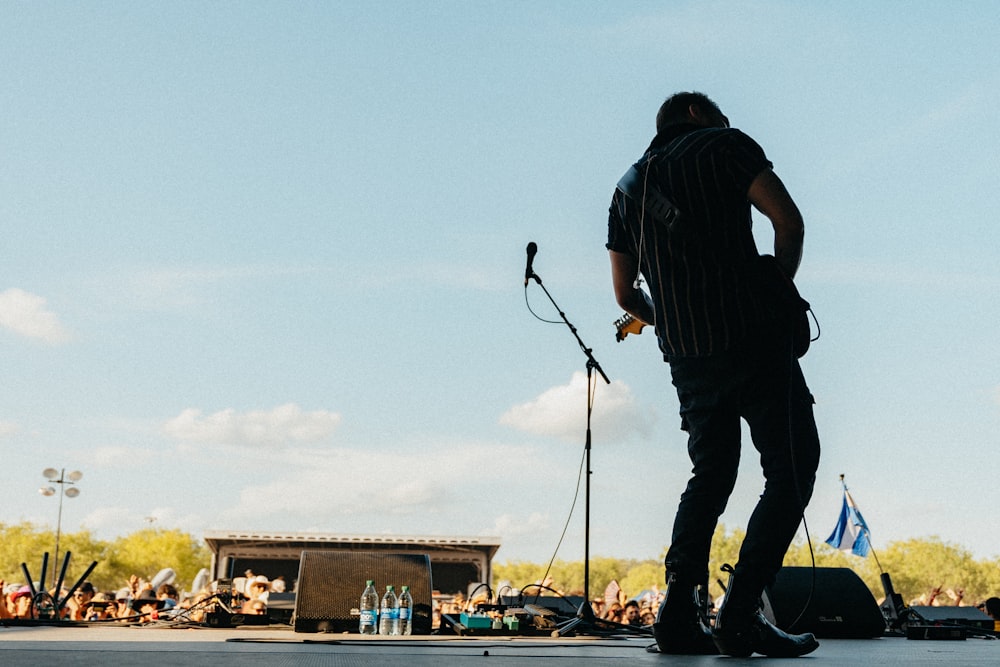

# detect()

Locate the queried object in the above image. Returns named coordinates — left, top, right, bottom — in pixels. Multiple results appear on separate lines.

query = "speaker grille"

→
left=293, top=550, right=433, bottom=634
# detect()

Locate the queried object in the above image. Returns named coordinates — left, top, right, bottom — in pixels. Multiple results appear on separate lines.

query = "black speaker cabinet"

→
left=293, top=550, right=433, bottom=634
left=763, top=566, right=885, bottom=638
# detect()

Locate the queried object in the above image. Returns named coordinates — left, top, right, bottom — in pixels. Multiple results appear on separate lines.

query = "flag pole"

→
left=839, top=474, right=884, bottom=573
left=838, top=475, right=912, bottom=631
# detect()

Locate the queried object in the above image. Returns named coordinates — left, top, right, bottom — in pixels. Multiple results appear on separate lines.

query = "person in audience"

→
left=623, top=599, right=642, bottom=626
left=603, top=601, right=623, bottom=622
left=61, top=581, right=96, bottom=620
left=590, top=598, right=606, bottom=618
left=157, top=583, right=180, bottom=609
left=240, top=575, right=270, bottom=613
left=978, top=597, right=1000, bottom=631
left=0, top=580, right=18, bottom=619
left=11, top=585, right=35, bottom=619
left=113, top=587, right=131, bottom=619
left=129, top=588, right=163, bottom=622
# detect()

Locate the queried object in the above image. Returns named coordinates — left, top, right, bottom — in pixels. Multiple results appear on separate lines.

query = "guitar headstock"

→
left=614, top=313, right=646, bottom=342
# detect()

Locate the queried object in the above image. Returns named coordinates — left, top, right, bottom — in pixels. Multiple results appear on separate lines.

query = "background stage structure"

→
left=203, top=531, right=501, bottom=597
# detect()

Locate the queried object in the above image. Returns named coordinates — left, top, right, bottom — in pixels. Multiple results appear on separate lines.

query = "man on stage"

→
left=606, top=92, right=821, bottom=657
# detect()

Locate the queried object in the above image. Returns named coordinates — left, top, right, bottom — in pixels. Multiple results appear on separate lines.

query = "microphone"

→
left=524, top=242, right=537, bottom=286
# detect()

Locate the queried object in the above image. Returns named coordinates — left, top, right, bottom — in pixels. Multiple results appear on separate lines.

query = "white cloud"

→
left=0, top=288, right=72, bottom=343
left=122, top=264, right=333, bottom=310
left=216, top=442, right=540, bottom=527
left=230, top=462, right=437, bottom=519
left=162, top=403, right=342, bottom=447
left=499, top=371, right=656, bottom=442
left=91, top=445, right=158, bottom=468
left=490, top=512, right=551, bottom=538
left=80, top=505, right=208, bottom=542
left=80, top=505, right=141, bottom=533
left=0, top=420, right=18, bottom=438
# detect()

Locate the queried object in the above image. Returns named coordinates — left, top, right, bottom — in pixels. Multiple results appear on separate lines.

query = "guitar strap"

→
left=617, top=152, right=684, bottom=290
left=616, top=160, right=681, bottom=229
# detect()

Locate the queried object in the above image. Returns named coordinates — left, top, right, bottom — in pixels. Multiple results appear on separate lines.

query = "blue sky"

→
left=3, top=2, right=999, bottom=569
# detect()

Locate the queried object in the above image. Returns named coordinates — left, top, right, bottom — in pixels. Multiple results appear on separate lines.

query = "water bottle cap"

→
left=386, top=585, right=394, bottom=591
left=366, top=580, right=374, bottom=586
left=401, top=585, right=409, bottom=591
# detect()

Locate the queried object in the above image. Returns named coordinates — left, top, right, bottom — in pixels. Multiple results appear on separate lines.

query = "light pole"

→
left=39, top=467, right=82, bottom=587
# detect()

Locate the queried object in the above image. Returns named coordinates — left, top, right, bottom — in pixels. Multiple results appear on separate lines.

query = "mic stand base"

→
left=552, top=599, right=653, bottom=638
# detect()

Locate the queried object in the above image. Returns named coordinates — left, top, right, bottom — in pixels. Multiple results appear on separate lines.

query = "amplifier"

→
left=909, top=606, right=994, bottom=632
left=293, top=551, right=433, bottom=634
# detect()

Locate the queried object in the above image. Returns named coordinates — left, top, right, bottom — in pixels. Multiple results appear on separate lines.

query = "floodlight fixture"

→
left=39, top=467, right=83, bottom=587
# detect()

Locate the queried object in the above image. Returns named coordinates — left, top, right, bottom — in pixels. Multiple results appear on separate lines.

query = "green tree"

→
left=707, top=524, right=745, bottom=598
left=493, top=556, right=667, bottom=603
left=970, top=556, right=1000, bottom=597
left=103, top=528, right=210, bottom=592
left=495, top=526, right=1000, bottom=608
left=1, top=523, right=210, bottom=594
left=492, top=560, right=548, bottom=594
left=785, top=534, right=1000, bottom=606
left=876, top=537, right=982, bottom=604
left=1, top=521, right=55, bottom=584
left=619, top=560, right=664, bottom=598
left=0, top=522, right=109, bottom=590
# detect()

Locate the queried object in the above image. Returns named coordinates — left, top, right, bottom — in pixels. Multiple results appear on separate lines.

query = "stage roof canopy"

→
left=203, top=530, right=502, bottom=559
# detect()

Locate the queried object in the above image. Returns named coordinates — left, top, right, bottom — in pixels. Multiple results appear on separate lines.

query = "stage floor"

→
left=1, top=623, right=998, bottom=666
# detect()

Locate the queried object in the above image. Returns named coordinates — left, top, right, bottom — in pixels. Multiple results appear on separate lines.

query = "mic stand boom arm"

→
left=527, top=270, right=610, bottom=386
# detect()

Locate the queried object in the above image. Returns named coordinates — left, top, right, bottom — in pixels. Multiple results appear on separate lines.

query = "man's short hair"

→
left=656, top=91, right=723, bottom=134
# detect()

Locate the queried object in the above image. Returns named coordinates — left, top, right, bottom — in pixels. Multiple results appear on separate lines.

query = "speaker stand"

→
left=552, top=597, right=653, bottom=638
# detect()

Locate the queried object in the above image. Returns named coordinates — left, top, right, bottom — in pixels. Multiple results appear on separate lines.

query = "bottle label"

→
left=399, top=607, right=410, bottom=620
left=360, top=610, right=376, bottom=626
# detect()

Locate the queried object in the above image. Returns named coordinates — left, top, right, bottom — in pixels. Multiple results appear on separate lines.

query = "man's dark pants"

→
left=664, top=326, right=821, bottom=594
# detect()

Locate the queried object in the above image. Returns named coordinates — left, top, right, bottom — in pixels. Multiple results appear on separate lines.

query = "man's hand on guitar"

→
left=614, top=313, right=647, bottom=342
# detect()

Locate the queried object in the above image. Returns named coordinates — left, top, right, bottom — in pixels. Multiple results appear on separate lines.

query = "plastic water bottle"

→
left=359, top=579, right=378, bottom=635
left=397, top=585, right=413, bottom=635
left=379, top=585, right=398, bottom=635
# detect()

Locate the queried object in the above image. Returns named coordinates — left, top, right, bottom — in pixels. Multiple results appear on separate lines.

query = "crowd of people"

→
left=587, top=581, right=1000, bottom=631
left=0, top=569, right=287, bottom=625
left=4, top=569, right=999, bottom=634
left=510, top=578, right=1000, bottom=635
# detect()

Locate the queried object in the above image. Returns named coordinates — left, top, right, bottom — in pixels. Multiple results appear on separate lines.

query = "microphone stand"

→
left=528, top=269, right=647, bottom=638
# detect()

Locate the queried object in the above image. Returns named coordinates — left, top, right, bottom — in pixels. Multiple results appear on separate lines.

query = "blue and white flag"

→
left=825, top=486, right=871, bottom=557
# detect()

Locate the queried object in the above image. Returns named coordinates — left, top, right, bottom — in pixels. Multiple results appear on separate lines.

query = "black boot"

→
left=650, top=570, right=718, bottom=655
left=712, top=568, right=819, bottom=658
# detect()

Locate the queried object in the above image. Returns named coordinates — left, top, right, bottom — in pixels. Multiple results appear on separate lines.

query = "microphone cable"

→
left=780, top=301, right=818, bottom=632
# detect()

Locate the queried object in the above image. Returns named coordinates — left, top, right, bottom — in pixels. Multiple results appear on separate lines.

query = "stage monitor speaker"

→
left=909, top=605, right=994, bottom=632
left=293, top=550, right=433, bottom=634
left=763, top=566, right=885, bottom=638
